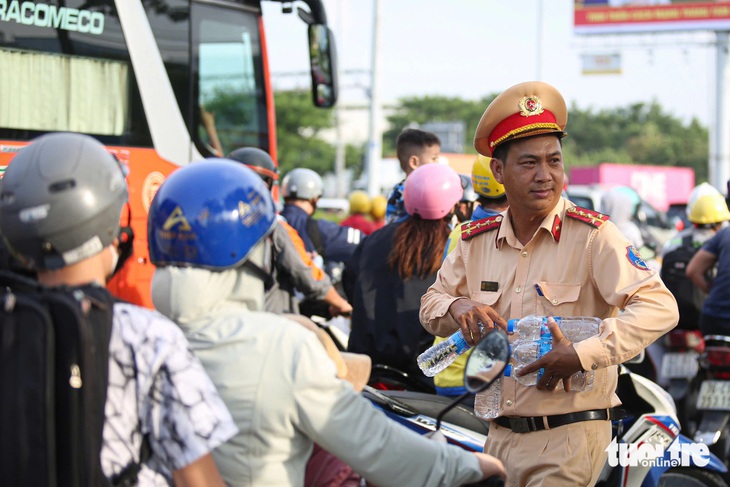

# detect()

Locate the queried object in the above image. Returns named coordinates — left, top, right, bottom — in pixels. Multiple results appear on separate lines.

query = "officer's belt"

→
left=493, top=408, right=626, bottom=433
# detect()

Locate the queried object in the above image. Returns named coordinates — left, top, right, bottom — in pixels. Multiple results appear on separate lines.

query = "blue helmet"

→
left=148, top=159, right=276, bottom=270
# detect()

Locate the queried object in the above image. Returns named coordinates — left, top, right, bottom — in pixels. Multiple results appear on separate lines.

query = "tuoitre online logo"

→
left=605, top=438, right=710, bottom=468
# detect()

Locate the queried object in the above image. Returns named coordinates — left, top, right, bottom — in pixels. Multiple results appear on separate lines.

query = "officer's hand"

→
left=447, top=299, right=507, bottom=346
left=517, top=317, right=582, bottom=392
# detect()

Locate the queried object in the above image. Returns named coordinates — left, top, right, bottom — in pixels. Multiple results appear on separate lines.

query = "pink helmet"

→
left=404, top=164, right=463, bottom=220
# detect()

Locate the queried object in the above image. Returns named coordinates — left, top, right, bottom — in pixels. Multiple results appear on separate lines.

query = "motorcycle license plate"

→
left=696, top=380, right=730, bottom=411
left=660, top=352, right=699, bottom=379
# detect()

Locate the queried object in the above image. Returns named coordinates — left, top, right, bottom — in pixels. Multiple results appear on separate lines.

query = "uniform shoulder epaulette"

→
left=566, top=206, right=609, bottom=229
left=461, top=215, right=503, bottom=240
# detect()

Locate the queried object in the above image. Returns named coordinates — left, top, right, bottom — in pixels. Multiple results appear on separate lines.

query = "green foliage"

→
left=385, top=96, right=709, bottom=181
left=271, top=89, right=709, bottom=186
left=274, top=90, right=364, bottom=178
left=382, top=95, right=496, bottom=155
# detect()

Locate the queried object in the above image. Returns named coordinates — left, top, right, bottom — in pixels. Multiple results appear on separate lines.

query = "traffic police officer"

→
left=420, top=81, right=679, bottom=486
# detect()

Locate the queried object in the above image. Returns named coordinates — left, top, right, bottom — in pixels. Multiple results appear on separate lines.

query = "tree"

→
left=383, top=95, right=709, bottom=181
left=382, top=95, right=495, bottom=155
left=273, top=90, right=364, bottom=178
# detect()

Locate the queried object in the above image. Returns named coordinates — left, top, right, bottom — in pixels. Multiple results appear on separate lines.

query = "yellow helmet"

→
left=348, top=190, right=371, bottom=214
left=471, top=155, right=505, bottom=198
left=370, top=194, right=387, bottom=220
left=688, top=193, right=730, bottom=224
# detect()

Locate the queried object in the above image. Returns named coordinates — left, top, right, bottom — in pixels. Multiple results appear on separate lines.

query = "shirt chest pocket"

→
left=534, top=281, right=581, bottom=316
left=470, top=290, right=502, bottom=307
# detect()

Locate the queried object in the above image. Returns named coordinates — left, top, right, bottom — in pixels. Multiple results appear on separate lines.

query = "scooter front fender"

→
left=641, top=433, right=728, bottom=487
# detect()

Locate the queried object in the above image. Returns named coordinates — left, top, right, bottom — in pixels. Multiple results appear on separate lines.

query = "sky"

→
left=261, top=0, right=718, bottom=127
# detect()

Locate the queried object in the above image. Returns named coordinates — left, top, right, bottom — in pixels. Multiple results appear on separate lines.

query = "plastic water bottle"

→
left=505, top=316, right=601, bottom=391
left=417, top=323, right=485, bottom=377
left=474, top=377, right=502, bottom=420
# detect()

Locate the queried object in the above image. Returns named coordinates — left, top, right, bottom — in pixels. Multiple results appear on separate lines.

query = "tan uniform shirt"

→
left=420, top=197, right=679, bottom=417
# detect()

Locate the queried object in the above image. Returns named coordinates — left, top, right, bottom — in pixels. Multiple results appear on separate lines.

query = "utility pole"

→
left=365, top=0, right=382, bottom=197
left=711, top=31, right=730, bottom=191
left=333, top=1, right=346, bottom=198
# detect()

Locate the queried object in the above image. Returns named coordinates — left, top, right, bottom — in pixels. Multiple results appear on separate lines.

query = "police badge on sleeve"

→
left=626, top=245, right=650, bottom=271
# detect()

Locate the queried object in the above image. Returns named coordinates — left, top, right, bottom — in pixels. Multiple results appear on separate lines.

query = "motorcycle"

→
left=365, top=347, right=728, bottom=486
left=659, top=329, right=705, bottom=436
left=595, top=359, right=727, bottom=486
left=693, top=334, right=730, bottom=466
left=365, top=329, right=509, bottom=485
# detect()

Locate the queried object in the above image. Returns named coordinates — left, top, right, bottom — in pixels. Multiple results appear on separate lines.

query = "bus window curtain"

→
left=0, top=49, right=128, bottom=136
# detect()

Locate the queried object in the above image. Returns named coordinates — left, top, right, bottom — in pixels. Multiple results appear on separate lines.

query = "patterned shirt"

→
left=102, top=303, right=238, bottom=485
left=385, top=180, right=407, bottom=224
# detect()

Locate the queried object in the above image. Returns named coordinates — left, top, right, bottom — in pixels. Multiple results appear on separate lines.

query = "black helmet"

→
left=0, top=133, right=128, bottom=270
left=227, top=147, right=279, bottom=187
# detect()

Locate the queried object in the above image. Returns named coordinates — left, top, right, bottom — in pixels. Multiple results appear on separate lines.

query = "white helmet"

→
left=281, top=168, right=324, bottom=200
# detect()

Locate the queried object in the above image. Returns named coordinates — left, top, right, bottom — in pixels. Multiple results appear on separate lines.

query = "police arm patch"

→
left=626, top=245, right=650, bottom=271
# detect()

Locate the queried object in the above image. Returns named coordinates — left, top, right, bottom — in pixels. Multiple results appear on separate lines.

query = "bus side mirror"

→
left=308, top=24, right=338, bottom=108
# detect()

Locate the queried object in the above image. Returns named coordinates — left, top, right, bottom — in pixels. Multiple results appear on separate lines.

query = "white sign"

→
left=605, top=438, right=710, bottom=468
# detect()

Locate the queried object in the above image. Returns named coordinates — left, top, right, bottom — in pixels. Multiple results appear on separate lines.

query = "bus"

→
left=0, top=0, right=337, bottom=307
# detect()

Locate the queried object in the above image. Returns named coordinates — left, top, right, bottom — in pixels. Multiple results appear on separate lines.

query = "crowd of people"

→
left=3, top=79, right=730, bottom=486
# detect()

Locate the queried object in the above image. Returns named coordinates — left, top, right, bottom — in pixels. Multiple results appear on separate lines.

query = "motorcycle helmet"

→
left=459, top=174, right=478, bottom=203
left=348, top=190, right=371, bottom=214
left=471, top=155, right=505, bottom=198
left=688, top=193, right=730, bottom=225
left=0, top=133, right=128, bottom=270
left=370, top=195, right=387, bottom=220
left=687, top=183, right=722, bottom=217
left=404, top=164, right=462, bottom=220
left=227, top=147, right=279, bottom=187
left=281, top=168, right=324, bottom=200
left=148, top=158, right=276, bottom=270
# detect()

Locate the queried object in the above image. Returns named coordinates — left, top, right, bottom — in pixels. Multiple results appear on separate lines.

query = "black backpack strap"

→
left=306, top=217, right=326, bottom=257
left=111, top=434, right=152, bottom=487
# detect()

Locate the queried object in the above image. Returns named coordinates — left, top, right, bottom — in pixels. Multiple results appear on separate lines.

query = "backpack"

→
left=0, top=270, right=144, bottom=486
left=660, top=235, right=704, bottom=329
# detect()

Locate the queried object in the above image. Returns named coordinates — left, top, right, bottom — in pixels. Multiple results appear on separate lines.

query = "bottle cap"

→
left=507, top=319, right=517, bottom=333
left=504, top=364, right=512, bottom=377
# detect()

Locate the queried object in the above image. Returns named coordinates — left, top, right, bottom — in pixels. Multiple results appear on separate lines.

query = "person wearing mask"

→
left=385, top=129, right=442, bottom=224
left=341, top=190, right=376, bottom=235
left=420, top=81, right=678, bottom=486
left=344, top=164, right=463, bottom=390
left=0, top=133, right=237, bottom=485
left=227, top=148, right=351, bottom=317
left=453, top=174, right=479, bottom=224
left=147, top=159, right=506, bottom=486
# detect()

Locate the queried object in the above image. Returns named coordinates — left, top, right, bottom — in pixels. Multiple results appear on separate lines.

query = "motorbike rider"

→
left=227, top=147, right=351, bottom=317
left=279, top=168, right=361, bottom=268
left=148, top=158, right=506, bottom=486
left=0, top=133, right=237, bottom=485
left=662, top=187, right=729, bottom=256
left=436, top=155, right=509, bottom=399
left=341, top=190, right=376, bottom=235
left=686, top=195, right=730, bottom=337
left=453, top=174, right=479, bottom=224
left=344, top=163, right=464, bottom=391
left=370, top=194, right=387, bottom=232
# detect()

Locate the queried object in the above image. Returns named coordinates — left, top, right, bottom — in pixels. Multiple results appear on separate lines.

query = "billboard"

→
left=574, top=1, right=730, bottom=35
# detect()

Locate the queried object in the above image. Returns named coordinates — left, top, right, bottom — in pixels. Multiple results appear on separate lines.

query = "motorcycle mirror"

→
left=430, top=329, right=510, bottom=435
left=464, top=328, right=510, bottom=394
